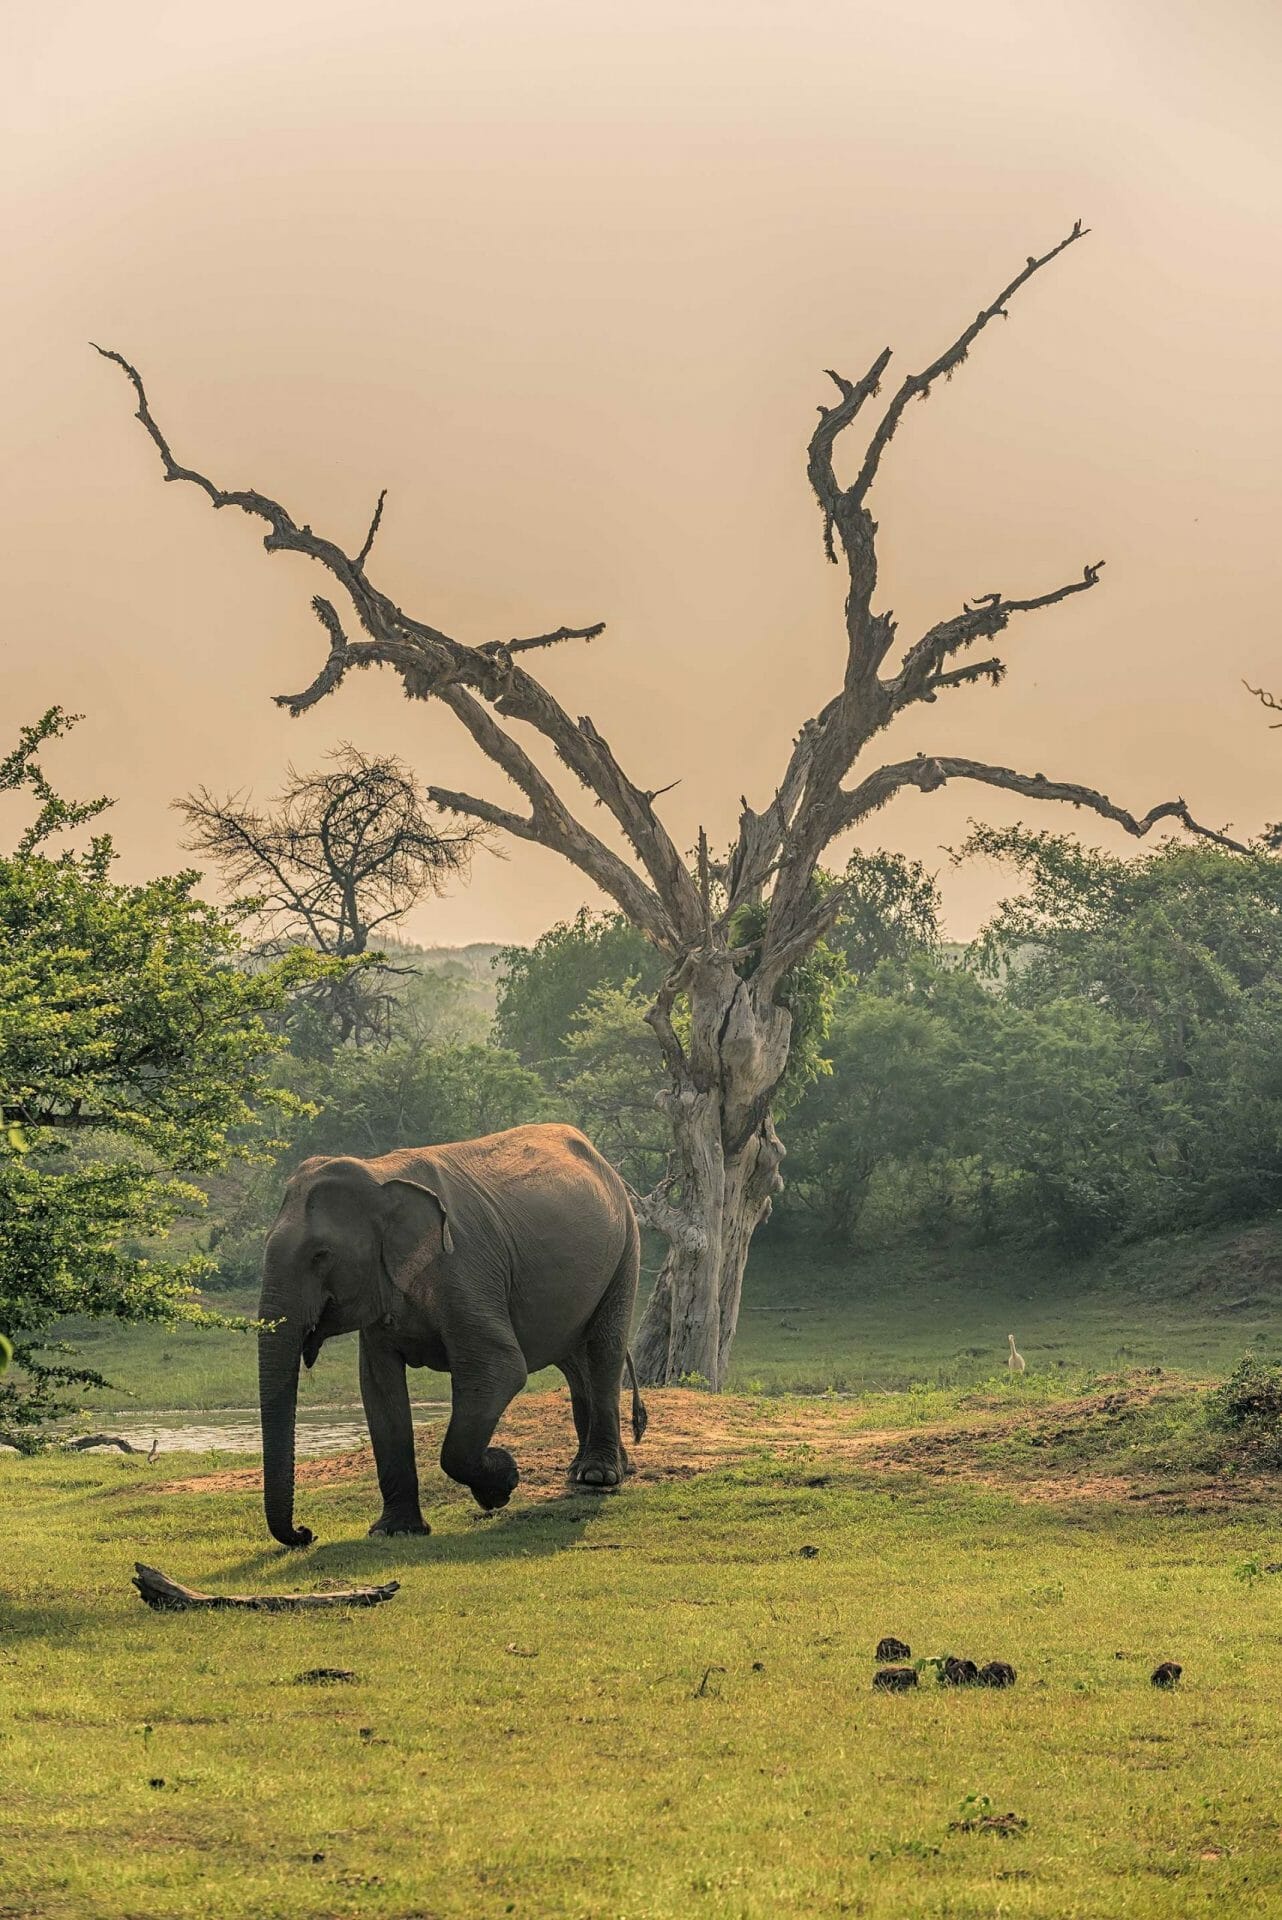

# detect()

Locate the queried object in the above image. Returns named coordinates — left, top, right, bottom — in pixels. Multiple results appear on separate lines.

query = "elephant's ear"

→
left=376, top=1178, right=454, bottom=1302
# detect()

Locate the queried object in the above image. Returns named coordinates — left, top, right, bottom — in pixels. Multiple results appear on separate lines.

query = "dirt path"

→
left=151, top=1388, right=900, bottom=1499
left=142, top=1379, right=1272, bottom=1511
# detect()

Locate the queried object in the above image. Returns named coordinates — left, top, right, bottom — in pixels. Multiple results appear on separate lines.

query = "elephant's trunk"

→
left=258, top=1305, right=314, bottom=1548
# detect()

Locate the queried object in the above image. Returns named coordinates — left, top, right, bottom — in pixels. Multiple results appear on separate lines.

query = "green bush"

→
left=1206, top=1354, right=1282, bottom=1434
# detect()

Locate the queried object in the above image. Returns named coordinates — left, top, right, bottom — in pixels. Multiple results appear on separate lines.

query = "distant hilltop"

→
left=372, top=935, right=978, bottom=981
left=371, top=937, right=507, bottom=983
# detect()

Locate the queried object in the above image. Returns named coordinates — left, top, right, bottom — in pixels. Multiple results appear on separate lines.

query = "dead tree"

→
left=98, top=222, right=1243, bottom=1388
left=178, top=747, right=484, bottom=1046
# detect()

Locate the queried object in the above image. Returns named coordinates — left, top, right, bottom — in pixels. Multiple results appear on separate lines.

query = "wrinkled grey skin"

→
left=257, top=1122, right=646, bottom=1547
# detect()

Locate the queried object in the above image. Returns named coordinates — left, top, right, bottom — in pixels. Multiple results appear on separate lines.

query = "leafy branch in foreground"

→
left=0, top=713, right=330, bottom=1442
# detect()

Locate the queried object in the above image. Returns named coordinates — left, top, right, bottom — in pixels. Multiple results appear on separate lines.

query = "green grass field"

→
left=5, top=1220, right=1281, bottom=1916
left=4, top=1388, right=1282, bottom=1919
left=51, top=1214, right=1282, bottom=1417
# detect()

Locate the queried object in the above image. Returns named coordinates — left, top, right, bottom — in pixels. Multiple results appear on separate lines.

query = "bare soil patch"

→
left=150, top=1388, right=890, bottom=1499
left=145, top=1381, right=1276, bottom=1509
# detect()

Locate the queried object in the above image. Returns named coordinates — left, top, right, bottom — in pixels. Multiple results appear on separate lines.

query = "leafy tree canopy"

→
left=0, top=711, right=327, bottom=1441
left=494, top=910, right=665, bottom=1078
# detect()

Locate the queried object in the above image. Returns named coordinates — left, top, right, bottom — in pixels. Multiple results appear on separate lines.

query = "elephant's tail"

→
left=625, top=1349, right=649, bottom=1445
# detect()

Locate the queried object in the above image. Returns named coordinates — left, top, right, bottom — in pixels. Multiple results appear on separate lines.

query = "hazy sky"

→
left=4, top=1, right=1280, bottom=946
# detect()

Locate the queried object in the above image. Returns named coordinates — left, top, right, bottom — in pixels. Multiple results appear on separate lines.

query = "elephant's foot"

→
left=467, top=1446, right=520, bottom=1512
left=368, top=1509, right=431, bottom=1537
left=570, top=1446, right=625, bottom=1491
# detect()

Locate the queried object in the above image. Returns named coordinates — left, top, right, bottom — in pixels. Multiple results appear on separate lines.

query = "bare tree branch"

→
left=425, top=785, right=542, bottom=841
left=848, top=220, right=1089, bottom=507
left=491, top=622, right=607, bottom=657
left=919, top=657, right=1008, bottom=698
left=833, top=754, right=1251, bottom=850
left=806, top=351, right=892, bottom=562
left=90, top=346, right=446, bottom=654
left=760, top=223, right=1097, bottom=959
left=760, top=755, right=1249, bottom=980
left=133, top=1563, right=400, bottom=1612
left=435, top=687, right=678, bottom=946
left=98, top=344, right=700, bottom=944
left=354, top=489, right=387, bottom=568
left=890, top=563, right=1103, bottom=707
left=1245, top=680, right=1282, bottom=728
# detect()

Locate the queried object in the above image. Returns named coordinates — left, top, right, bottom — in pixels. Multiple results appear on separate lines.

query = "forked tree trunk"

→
left=632, top=957, right=789, bottom=1389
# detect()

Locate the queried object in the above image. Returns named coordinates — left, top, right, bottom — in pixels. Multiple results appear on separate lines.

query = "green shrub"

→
left=1206, top=1353, right=1282, bottom=1434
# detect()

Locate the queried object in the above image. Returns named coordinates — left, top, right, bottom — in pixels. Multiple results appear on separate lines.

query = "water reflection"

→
left=71, top=1402, right=449, bottom=1456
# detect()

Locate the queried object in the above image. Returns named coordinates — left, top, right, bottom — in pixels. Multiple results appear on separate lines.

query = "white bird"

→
left=1007, top=1334, right=1026, bottom=1377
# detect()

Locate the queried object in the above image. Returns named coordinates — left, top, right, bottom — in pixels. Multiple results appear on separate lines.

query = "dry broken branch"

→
left=754, top=226, right=1098, bottom=948
left=354, top=488, right=387, bottom=569
left=890, top=563, right=1104, bottom=707
left=834, top=755, right=1251, bottom=850
left=920, top=657, right=1008, bottom=698
left=132, top=1563, right=400, bottom=1611
left=489, top=622, right=607, bottom=657
left=849, top=221, right=1089, bottom=507
left=1245, top=680, right=1282, bottom=728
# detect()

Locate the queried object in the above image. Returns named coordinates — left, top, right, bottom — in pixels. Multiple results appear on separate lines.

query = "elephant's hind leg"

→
left=560, top=1353, right=592, bottom=1479
left=568, top=1234, right=638, bottom=1492
left=440, top=1342, right=528, bottom=1511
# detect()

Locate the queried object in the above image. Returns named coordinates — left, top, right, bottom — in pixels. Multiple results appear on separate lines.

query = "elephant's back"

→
left=415, top=1121, right=622, bottom=1199
left=377, top=1121, right=632, bottom=1286
left=460, top=1122, right=630, bottom=1242
left=428, top=1126, right=634, bottom=1364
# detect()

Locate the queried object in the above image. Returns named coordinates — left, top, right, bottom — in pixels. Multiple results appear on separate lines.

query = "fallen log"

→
left=67, top=1433, right=156, bottom=1456
left=132, top=1563, right=400, bottom=1612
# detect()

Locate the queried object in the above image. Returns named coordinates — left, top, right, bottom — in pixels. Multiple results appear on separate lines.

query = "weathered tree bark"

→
left=630, top=954, right=790, bottom=1386
left=100, top=220, right=1247, bottom=1388
left=132, top=1563, right=400, bottom=1611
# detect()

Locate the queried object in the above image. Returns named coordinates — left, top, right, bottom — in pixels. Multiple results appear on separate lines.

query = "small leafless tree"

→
left=178, top=748, right=484, bottom=1046
left=100, top=221, right=1242, bottom=1386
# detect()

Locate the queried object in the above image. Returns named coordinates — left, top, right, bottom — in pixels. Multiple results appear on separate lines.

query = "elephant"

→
left=257, top=1122, right=648, bottom=1547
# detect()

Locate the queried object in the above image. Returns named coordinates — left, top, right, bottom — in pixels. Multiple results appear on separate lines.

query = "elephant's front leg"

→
left=440, top=1343, right=528, bottom=1511
left=359, top=1331, right=430, bottom=1536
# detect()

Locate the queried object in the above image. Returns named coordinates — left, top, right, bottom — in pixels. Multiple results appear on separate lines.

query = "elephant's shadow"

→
left=215, top=1487, right=621, bottom=1585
